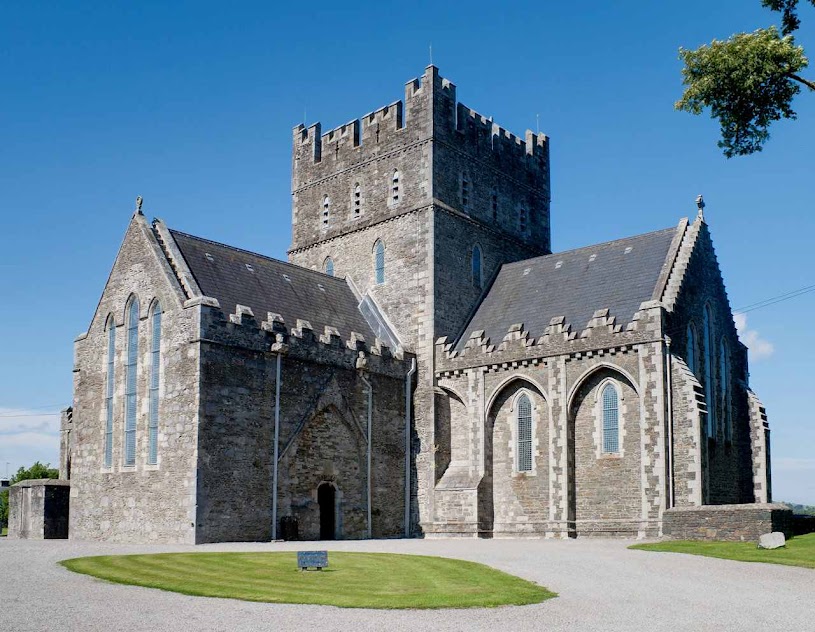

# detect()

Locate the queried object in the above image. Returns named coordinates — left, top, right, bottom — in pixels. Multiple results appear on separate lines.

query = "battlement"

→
left=292, top=65, right=549, bottom=187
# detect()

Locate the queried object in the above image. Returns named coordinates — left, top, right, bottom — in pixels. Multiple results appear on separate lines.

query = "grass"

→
left=0, top=527, right=6, bottom=537
left=60, top=551, right=555, bottom=609
left=630, top=532, right=815, bottom=570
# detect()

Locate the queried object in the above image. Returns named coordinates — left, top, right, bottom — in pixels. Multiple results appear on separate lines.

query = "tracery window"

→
left=124, top=297, right=139, bottom=466
left=602, top=383, right=620, bottom=454
left=516, top=394, right=533, bottom=472
left=148, top=301, right=161, bottom=465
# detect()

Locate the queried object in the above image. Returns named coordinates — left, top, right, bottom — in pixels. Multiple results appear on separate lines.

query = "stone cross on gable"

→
left=135, top=196, right=143, bottom=215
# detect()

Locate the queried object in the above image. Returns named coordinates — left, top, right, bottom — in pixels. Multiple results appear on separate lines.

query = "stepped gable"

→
left=169, top=229, right=377, bottom=342
left=454, top=225, right=679, bottom=352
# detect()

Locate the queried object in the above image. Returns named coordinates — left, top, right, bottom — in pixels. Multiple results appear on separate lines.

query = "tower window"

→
left=104, top=316, right=115, bottom=468
left=324, top=256, right=334, bottom=277
left=491, top=190, right=498, bottom=221
left=321, top=195, right=330, bottom=228
left=374, top=240, right=385, bottom=284
left=516, top=394, right=533, bottom=472
left=461, top=175, right=470, bottom=209
left=602, top=383, right=620, bottom=454
left=148, top=301, right=161, bottom=466
left=353, top=183, right=361, bottom=217
left=519, top=207, right=528, bottom=233
left=472, top=244, right=482, bottom=289
left=124, top=297, right=139, bottom=467
left=390, top=170, right=400, bottom=205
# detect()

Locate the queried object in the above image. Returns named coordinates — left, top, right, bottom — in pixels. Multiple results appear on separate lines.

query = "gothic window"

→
left=471, top=244, right=483, bottom=288
left=516, top=393, right=533, bottom=472
left=324, top=256, right=334, bottom=277
left=461, top=174, right=470, bottom=209
left=322, top=195, right=330, bottom=228
left=519, top=207, right=528, bottom=233
left=720, top=339, right=731, bottom=441
left=124, top=297, right=139, bottom=466
left=353, top=183, right=361, bottom=217
left=602, top=383, right=620, bottom=454
left=148, top=301, right=161, bottom=465
left=374, top=240, right=385, bottom=284
left=702, top=304, right=716, bottom=438
left=491, top=189, right=498, bottom=221
left=104, top=315, right=115, bottom=468
left=390, top=170, right=400, bottom=205
left=686, top=323, right=697, bottom=375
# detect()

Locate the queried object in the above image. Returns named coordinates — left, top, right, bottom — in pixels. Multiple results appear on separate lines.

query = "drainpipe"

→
left=357, top=352, right=373, bottom=539
left=270, top=334, right=288, bottom=540
left=404, top=358, right=416, bottom=538
left=665, top=336, right=675, bottom=509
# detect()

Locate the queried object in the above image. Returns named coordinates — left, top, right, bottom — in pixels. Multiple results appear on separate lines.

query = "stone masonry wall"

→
left=8, top=480, right=70, bottom=539
left=663, top=503, right=793, bottom=541
left=70, top=214, right=199, bottom=543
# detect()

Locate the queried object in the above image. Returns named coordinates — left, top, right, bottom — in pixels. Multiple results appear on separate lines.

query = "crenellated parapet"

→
left=435, top=301, right=665, bottom=373
left=200, top=303, right=409, bottom=379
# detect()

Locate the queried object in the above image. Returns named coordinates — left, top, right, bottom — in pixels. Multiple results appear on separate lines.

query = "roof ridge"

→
left=503, top=225, right=679, bottom=268
left=168, top=228, right=345, bottom=284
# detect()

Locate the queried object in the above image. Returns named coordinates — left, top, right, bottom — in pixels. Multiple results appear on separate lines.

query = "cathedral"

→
left=59, top=66, right=775, bottom=543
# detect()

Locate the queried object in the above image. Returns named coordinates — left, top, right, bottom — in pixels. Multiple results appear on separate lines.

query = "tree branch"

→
left=787, top=72, right=815, bottom=90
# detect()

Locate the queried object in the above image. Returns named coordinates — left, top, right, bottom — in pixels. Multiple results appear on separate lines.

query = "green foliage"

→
left=631, top=532, right=815, bottom=569
left=761, top=0, right=815, bottom=35
left=676, top=27, right=810, bottom=157
left=784, top=501, right=815, bottom=515
left=61, top=552, right=556, bottom=609
left=0, top=462, right=59, bottom=527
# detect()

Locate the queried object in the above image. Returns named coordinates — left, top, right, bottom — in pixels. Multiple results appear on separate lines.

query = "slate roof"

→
left=455, top=226, right=679, bottom=351
left=169, top=229, right=377, bottom=342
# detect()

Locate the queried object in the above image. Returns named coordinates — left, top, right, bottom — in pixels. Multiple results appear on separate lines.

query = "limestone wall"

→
left=663, top=503, right=792, bottom=541
left=8, top=480, right=70, bottom=539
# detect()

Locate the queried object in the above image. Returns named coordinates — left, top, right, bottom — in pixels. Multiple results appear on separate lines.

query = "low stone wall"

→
left=662, top=503, right=793, bottom=542
left=8, top=479, right=70, bottom=539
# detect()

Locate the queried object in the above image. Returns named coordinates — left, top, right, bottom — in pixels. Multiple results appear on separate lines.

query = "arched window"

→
left=374, top=240, right=385, bottom=284
left=461, top=174, right=470, bottom=209
left=104, top=316, right=115, bottom=468
left=602, top=383, right=620, bottom=454
left=124, top=297, right=139, bottom=466
left=516, top=394, right=533, bottom=472
left=353, top=183, right=361, bottom=217
left=702, top=305, right=716, bottom=438
left=471, top=244, right=482, bottom=288
left=148, top=301, right=161, bottom=465
left=720, top=339, right=730, bottom=441
left=390, top=170, right=400, bottom=205
left=686, top=323, right=697, bottom=375
left=324, top=257, right=334, bottom=277
left=322, top=195, right=330, bottom=228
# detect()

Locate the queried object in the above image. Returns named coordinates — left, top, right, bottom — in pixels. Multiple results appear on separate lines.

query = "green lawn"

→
left=630, top=532, right=815, bottom=569
left=60, top=551, right=555, bottom=609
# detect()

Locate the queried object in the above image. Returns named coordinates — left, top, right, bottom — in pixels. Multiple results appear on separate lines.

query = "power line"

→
left=733, top=283, right=815, bottom=315
left=0, top=413, right=60, bottom=418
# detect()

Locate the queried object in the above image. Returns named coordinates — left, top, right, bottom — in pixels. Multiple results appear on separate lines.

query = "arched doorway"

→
left=317, top=482, right=336, bottom=540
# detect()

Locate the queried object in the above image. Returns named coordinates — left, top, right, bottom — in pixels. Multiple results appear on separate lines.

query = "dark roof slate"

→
left=455, top=226, right=679, bottom=351
left=169, top=229, right=376, bottom=342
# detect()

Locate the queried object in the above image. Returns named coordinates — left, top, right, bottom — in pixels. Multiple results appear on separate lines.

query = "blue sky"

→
left=1, top=1, right=813, bottom=502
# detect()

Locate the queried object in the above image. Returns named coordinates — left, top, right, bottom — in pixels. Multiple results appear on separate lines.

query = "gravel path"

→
left=1, top=537, right=813, bottom=631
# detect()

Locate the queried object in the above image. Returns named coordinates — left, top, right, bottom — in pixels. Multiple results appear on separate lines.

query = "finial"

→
left=135, top=196, right=143, bottom=215
left=695, top=194, right=705, bottom=220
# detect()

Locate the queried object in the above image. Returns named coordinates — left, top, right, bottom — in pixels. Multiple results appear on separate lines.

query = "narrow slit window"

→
left=602, top=384, right=619, bottom=454
left=324, top=257, right=334, bottom=277
left=148, top=301, right=161, bottom=465
left=104, top=317, right=115, bottom=468
left=353, top=183, right=361, bottom=217
left=391, top=170, right=400, bottom=204
left=322, top=195, right=330, bottom=228
left=461, top=175, right=469, bottom=208
left=124, top=298, right=138, bottom=466
left=516, top=394, right=533, bottom=472
left=520, top=207, right=528, bottom=233
left=491, top=190, right=498, bottom=221
left=472, top=245, right=482, bottom=288
left=374, top=240, right=385, bottom=284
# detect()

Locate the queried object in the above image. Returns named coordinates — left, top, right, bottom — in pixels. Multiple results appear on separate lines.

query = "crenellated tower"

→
left=288, top=65, right=551, bottom=533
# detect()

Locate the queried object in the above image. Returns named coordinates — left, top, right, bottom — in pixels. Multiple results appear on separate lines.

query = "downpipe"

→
left=359, top=370, right=373, bottom=539
left=404, top=358, right=416, bottom=538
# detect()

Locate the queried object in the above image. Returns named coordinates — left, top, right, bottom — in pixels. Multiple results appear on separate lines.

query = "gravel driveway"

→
left=1, top=537, right=812, bottom=631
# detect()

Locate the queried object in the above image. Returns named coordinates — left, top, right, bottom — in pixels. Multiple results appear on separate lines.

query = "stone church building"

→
left=61, top=66, right=773, bottom=543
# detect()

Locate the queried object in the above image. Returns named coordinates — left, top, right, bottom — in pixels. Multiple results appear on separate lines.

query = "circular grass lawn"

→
left=60, top=551, right=555, bottom=609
